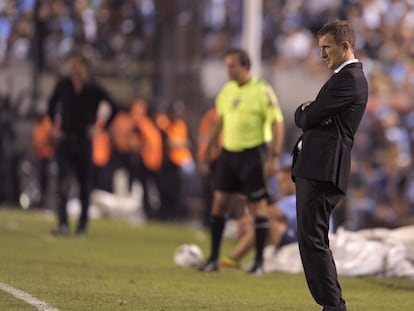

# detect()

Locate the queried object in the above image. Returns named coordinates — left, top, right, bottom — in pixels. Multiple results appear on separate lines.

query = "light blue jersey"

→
left=276, top=194, right=297, bottom=232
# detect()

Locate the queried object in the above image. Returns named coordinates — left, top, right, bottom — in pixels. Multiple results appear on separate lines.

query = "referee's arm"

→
left=269, top=119, right=284, bottom=158
left=202, top=116, right=223, bottom=166
left=265, top=119, right=284, bottom=176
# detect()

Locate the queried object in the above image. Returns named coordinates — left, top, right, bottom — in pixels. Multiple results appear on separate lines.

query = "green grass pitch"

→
left=0, top=208, right=413, bottom=311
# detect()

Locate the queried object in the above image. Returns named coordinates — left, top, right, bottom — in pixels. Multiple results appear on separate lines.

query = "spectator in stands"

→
left=130, top=98, right=163, bottom=218
left=31, top=113, right=54, bottom=207
left=154, top=101, right=194, bottom=221
left=91, top=116, right=114, bottom=192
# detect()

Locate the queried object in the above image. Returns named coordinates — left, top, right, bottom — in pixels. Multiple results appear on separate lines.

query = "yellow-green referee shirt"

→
left=215, top=77, right=283, bottom=151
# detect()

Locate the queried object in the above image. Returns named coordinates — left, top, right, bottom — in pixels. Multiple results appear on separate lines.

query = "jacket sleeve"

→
left=295, top=71, right=356, bottom=130
left=47, top=79, right=62, bottom=124
left=97, top=84, right=119, bottom=129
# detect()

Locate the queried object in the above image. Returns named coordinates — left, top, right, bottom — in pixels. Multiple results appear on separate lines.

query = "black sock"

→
left=254, top=216, right=269, bottom=264
left=209, top=215, right=226, bottom=262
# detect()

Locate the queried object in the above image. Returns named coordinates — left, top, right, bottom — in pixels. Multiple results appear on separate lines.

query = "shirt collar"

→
left=334, top=59, right=359, bottom=73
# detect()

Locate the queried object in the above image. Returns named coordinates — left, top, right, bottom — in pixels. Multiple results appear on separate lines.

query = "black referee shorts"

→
left=214, top=144, right=269, bottom=202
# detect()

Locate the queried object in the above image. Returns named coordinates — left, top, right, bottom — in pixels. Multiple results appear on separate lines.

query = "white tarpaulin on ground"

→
left=263, top=226, right=414, bottom=279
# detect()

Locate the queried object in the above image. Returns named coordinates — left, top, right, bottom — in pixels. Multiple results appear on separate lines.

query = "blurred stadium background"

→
left=1, top=0, right=414, bottom=230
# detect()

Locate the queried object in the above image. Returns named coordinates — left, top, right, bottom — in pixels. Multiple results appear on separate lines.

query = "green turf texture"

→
left=0, top=209, right=413, bottom=311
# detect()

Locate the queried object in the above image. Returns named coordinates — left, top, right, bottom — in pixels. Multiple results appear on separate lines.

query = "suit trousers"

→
left=56, top=138, right=93, bottom=230
left=295, top=178, right=346, bottom=311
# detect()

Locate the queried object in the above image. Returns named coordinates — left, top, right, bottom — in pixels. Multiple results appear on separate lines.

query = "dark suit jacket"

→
left=292, top=62, right=368, bottom=194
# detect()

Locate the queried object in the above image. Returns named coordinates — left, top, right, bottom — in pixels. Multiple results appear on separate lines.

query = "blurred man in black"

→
left=47, top=51, right=118, bottom=236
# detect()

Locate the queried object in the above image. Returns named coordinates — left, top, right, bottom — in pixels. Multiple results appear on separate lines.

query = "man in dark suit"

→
left=292, top=20, right=368, bottom=311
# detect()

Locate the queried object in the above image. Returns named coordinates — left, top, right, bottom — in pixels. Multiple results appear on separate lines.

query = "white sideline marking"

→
left=0, top=282, right=60, bottom=311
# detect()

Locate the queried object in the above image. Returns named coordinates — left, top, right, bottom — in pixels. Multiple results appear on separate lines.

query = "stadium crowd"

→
left=0, top=0, right=414, bottom=230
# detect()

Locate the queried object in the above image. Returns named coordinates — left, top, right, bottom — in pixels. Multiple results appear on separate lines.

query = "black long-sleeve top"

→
left=47, top=76, right=119, bottom=140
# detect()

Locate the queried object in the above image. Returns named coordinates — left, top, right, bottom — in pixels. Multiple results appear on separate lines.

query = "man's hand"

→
left=320, top=117, right=332, bottom=126
left=50, top=126, right=63, bottom=144
left=88, top=125, right=103, bottom=138
left=198, top=155, right=211, bottom=175
left=265, top=155, right=279, bottom=177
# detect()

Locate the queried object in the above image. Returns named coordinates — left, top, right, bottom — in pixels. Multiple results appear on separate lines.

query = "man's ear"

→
left=343, top=41, right=351, bottom=51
